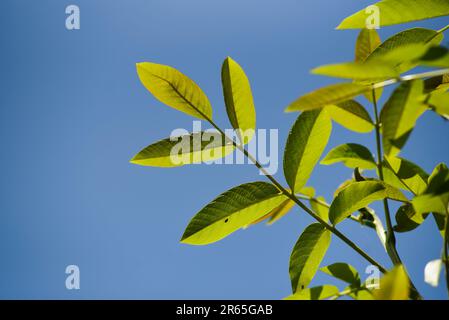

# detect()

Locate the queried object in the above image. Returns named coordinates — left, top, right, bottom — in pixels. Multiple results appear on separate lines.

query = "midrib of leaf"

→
left=152, top=73, right=211, bottom=120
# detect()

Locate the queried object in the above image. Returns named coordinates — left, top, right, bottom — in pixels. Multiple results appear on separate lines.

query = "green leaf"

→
left=428, top=91, right=449, bottom=119
left=355, top=29, right=381, bottom=63
left=321, top=143, right=376, bottom=169
left=286, top=83, right=370, bottom=112
left=130, top=132, right=234, bottom=167
left=355, top=28, right=383, bottom=102
left=383, top=155, right=429, bottom=195
left=283, top=110, right=332, bottom=193
left=326, top=101, right=375, bottom=133
left=380, top=80, right=427, bottom=157
left=181, top=182, right=288, bottom=245
left=310, top=196, right=330, bottom=222
left=412, top=163, right=449, bottom=215
left=373, top=265, right=409, bottom=300
left=289, top=223, right=332, bottom=293
left=320, top=263, right=361, bottom=287
left=366, top=28, right=443, bottom=73
left=394, top=203, right=428, bottom=233
left=284, top=285, right=338, bottom=300
left=221, top=57, right=256, bottom=144
left=337, top=0, right=449, bottom=29
left=312, top=61, right=398, bottom=81
left=329, top=181, right=388, bottom=225
left=136, top=62, right=212, bottom=120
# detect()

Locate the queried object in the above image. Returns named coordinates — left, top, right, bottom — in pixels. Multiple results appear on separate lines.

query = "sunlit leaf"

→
left=366, top=28, right=443, bottom=73
left=310, top=196, right=330, bottom=222
left=130, top=132, right=234, bottom=167
left=412, top=163, right=449, bottom=215
left=419, top=46, right=449, bottom=68
left=330, top=181, right=388, bottom=225
left=373, top=265, right=409, bottom=300
left=221, top=57, right=256, bottom=144
left=266, top=199, right=296, bottom=225
left=428, top=91, right=449, bottom=119
left=289, top=223, right=332, bottom=292
left=286, top=83, right=370, bottom=112
left=321, top=143, right=376, bottom=169
left=136, top=62, right=212, bottom=119
left=355, top=29, right=381, bottom=63
left=383, top=155, right=429, bottom=195
left=181, top=182, right=287, bottom=245
left=284, top=285, right=338, bottom=300
left=380, top=80, right=427, bottom=157
left=320, top=263, right=361, bottom=287
left=337, top=0, right=449, bottom=29
left=326, top=101, right=374, bottom=133
left=355, top=28, right=383, bottom=102
left=283, top=110, right=332, bottom=193
left=312, top=61, right=398, bottom=81
left=299, top=186, right=316, bottom=198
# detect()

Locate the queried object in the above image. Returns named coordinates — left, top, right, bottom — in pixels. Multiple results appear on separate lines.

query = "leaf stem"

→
left=370, top=89, right=423, bottom=300
left=202, top=115, right=387, bottom=274
left=373, top=68, right=449, bottom=90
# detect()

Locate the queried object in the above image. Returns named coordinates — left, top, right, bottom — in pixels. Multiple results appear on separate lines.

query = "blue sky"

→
left=1, top=0, right=448, bottom=299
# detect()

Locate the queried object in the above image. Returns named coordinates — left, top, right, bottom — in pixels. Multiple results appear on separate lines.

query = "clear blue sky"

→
left=1, top=0, right=448, bottom=299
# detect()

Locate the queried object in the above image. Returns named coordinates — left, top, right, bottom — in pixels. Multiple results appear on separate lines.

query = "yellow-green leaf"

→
left=286, top=83, right=370, bottom=112
left=355, top=28, right=383, bottom=102
left=355, top=29, right=381, bottom=63
left=289, top=223, right=332, bottom=292
left=221, top=57, right=256, bottom=144
left=266, top=199, right=296, bottom=225
left=284, top=285, right=338, bottom=300
left=419, top=46, right=449, bottom=68
left=310, top=196, right=330, bottom=222
left=321, top=143, right=376, bottom=169
left=320, top=263, right=361, bottom=287
left=380, top=80, right=427, bottom=157
left=326, top=101, right=375, bottom=133
left=283, top=110, right=332, bottom=193
left=337, top=0, right=449, bottom=29
left=428, top=91, right=449, bottom=119
left=136, top=62, right=212, bottom=120
left=329, top=181, right=388, bottom=225
left=312, top=61, right=398, bottom=81
left=412, top=163, right=449, bottom=215
left=373, top=265, right=409, bottom=300
left=181, top=182, right=287, bottom=245
left=130, top=132, right=234, bottom=167
left=366, top=28, right=443, bottom=73
left=383, top=155, right=429, bottom=195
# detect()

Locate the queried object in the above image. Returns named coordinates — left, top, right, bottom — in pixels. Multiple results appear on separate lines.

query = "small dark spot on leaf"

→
left=224, top=219, right=229, bottom=223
